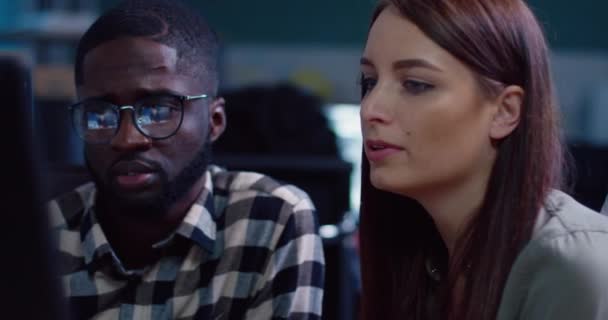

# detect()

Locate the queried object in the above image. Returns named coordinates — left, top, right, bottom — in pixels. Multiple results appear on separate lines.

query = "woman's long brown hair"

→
left=359, top=0, right=565, bottom=319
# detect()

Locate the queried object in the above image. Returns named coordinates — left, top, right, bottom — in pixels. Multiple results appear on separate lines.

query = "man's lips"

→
left=110, top=160, right=157, bottom=176
left=114, top=173, right=156, bottom=190
left=109, top=160, right=159, bottom=190
left=365, top=139, right=404, bottom=162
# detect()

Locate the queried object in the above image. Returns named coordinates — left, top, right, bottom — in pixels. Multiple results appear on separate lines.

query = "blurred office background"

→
left=1, top=1, right=607, bottom=319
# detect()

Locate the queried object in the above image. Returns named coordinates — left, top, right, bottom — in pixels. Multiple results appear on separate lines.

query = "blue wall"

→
left=527, top=0, right=607, bottom=51
left=101, top=0, right=608, bottom=50
left=0, top=2, right=19, bottom=29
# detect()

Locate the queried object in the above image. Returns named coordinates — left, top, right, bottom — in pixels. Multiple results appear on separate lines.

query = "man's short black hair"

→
left=74, top=0, right=220, bottom=91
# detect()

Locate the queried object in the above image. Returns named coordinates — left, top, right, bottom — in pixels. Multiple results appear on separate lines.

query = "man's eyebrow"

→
left=134, top=89, right=184, bottom=97
left=79, top=94, right=113, bottom=102
left=79, top=89, right=184, bottom=102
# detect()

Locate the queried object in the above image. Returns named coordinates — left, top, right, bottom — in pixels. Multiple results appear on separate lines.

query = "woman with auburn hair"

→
left=358, top=0, right=608, bottom=319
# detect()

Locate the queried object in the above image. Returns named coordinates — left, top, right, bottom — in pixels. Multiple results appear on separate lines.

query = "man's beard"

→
left=87, top=139, right=212, bottom=218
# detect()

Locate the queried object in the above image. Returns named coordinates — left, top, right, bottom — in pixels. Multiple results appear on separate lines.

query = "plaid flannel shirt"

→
left=47, top=165, right=324, bottom=319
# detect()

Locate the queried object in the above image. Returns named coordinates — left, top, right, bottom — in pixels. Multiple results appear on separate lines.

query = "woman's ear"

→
left=489, top=85, right=523, bottom=140
left=208, top=97, right=226, bottom=142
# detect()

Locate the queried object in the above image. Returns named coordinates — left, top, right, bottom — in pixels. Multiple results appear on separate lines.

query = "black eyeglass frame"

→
left=68, top=93, right=210, bottom=144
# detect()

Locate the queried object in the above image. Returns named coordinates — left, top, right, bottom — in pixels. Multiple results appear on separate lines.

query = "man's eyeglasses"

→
left=69, top=93, right=210, bottom=144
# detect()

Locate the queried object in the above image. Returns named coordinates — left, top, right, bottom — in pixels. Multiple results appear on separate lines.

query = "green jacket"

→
left=497, top=190, right=608, bottom=319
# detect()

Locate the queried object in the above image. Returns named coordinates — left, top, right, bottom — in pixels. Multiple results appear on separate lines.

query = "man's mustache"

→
left=107, top=155, right=164, bottom=178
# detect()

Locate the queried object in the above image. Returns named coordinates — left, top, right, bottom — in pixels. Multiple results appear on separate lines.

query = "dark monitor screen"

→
left=212, top=154, right=352, bottom=226
left=0, top=55, right=66, bottom=319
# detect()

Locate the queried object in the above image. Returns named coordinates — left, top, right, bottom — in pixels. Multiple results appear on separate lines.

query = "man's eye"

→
left=138, top=105, right=176, bottom=124
left=403, top=80, right=434, bottom=95
left=151, top=106, right=173, bottom=121
left=85, top=110, right=117, bottom=129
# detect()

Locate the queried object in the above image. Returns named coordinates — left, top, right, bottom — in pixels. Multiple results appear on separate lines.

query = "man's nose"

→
left=109, top=110, right=152, bottom=151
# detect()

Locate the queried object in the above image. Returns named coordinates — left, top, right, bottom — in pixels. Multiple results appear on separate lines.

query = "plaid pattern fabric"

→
left=47, top=165, right=324, bottom=320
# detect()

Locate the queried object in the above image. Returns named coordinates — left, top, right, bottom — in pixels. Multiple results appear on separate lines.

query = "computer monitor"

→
left=0, top=54, right=66, bottom=319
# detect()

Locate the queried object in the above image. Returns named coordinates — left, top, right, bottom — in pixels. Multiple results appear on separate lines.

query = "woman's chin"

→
left=370, top=169, right=424, bottom=198
left=371, top=170, right=402, bottom=192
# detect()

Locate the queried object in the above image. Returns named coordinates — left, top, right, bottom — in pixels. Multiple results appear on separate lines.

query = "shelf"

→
left=0, top=11, right=96, bottom=42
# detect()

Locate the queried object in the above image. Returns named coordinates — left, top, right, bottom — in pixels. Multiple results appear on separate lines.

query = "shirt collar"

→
left=78, top=188, right=117, bottom=274
left=161, top=169, right=218, bottom=252
left=79, top=169, right=218, bottom=274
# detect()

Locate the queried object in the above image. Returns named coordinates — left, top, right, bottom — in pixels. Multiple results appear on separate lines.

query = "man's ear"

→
left=489, top=85, right=524, bottom=140
left=208, top=97, right=226, bottom=142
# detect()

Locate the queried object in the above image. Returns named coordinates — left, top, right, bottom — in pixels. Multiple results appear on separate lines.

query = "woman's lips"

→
left=365, top=140, right=404, bottom=162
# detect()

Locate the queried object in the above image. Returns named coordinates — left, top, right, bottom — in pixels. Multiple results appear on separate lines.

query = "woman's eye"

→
left=360, top=77, right=377, bottom=96
left=403, top=80, right=434, bottom=95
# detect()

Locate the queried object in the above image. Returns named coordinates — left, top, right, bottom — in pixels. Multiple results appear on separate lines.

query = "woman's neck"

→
left=415, top=168, right=492, bottom=258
